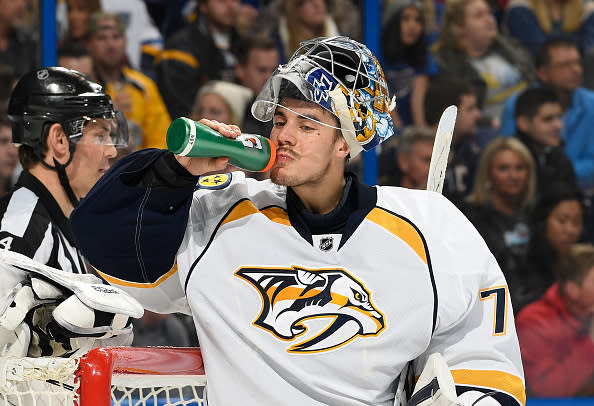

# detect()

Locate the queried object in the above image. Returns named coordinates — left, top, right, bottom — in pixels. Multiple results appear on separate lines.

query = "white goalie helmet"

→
left=251, top=36, right=396, bottom=157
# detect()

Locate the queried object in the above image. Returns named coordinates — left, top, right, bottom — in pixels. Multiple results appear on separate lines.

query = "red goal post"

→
left=0, top=346, right=206, bottom=406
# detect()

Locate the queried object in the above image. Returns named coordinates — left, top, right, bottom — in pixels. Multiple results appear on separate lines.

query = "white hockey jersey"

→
left=72, top=157, right=525, bottom=406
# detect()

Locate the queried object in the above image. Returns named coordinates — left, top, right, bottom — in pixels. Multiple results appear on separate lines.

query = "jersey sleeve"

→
left=71, top=149, right=198, bottom=313
left=416, top=193, right=526, bottom=406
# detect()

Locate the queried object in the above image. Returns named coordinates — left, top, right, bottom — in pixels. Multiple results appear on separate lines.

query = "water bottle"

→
left=166, top=117, right=276, bottom=172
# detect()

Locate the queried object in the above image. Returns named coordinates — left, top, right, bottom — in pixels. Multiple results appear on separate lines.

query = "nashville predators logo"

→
left=235, top=266, right=385, bottom=353
left=197, top=173, right=231, bottom=189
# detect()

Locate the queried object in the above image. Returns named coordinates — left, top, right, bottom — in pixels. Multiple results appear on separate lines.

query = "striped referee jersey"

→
left=0, top=170, right=87, bottom=274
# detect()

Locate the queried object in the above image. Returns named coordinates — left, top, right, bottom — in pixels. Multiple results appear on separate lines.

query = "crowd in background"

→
left=0, top=0, right=593, bottom=399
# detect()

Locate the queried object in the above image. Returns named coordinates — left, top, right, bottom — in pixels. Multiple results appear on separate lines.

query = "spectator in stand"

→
left=381, top=0, right=439, bottom=126
left=397, top=0, right=443, bottom=44
left=190, top=80, right=253, bottom=127
left=235, top=1, right=261, bottom=34
left=256, top=0, right=341, bottom=64
left=190, top=80, right=264, bottom=179
left=234, top=35, right=280, bottom=136
left=254, top=0, right=362, bottom=59
left=504, top=0, right=594, bottom=56
left=157, top=0, right=242, bottom=119
left=518, top=182, right=585, bottom=311
left=0, top=0, right=39, bottom=77
left=433, top=0, right=535, bottom=123
left=0, top=114, right=17, bottom=197
left=377, top=125, right=434, bottom=188
left=513, top=87, right=577, bottom=199
left=57, top=41, right=95, bottom=80
left=408, top=0, right=442, bottom=44
left=100, top=0, right=164, bottom=80
left=516, top=243, right=594, bottom=398
left=500, top=38, right=594, bottom=191
left=59, top=0, right=101, bottom=49
left=424, top=77, right=482, bottom=207
left=463, top=137, right=536, bottom=308
left=86, top=12, right=171, bottom=150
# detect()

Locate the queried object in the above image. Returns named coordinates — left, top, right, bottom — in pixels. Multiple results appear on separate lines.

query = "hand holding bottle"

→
left=170, top=118, right=238, bottom=176
left=167, top=117, right=276, bottom=176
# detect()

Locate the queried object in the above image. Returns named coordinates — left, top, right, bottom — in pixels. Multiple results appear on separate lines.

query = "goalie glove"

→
left=0, top=250, right=144, bottom=358
left=407, top=354, right=501, bottom=406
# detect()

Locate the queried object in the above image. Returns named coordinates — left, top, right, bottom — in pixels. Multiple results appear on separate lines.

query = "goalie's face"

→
left=269, top=98, right=349, bottom=188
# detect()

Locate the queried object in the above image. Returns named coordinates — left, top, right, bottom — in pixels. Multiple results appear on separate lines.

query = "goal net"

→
left=0, top=346, right=206, bottom=406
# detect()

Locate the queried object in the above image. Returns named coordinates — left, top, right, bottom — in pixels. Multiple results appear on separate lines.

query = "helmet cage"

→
left=252, top=36, right=396, bottom=157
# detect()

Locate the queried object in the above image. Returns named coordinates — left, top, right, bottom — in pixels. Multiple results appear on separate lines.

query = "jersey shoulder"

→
left=375, top=186, right=457, bottom=223
left=375, top=186, right=496, bottom=278
left=190, top=172, right=287, bottom=227
left=194, top=172, right=286, bottom=207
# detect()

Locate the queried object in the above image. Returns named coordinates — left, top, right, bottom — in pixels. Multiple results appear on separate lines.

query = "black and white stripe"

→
left=0, top=173, right=87, bottom=274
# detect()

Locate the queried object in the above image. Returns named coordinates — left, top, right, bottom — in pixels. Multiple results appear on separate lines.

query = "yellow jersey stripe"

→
left=366, top=208, right=428, bottom=264
left=220, top=200, right=259, bottom=227
left=221, top=201, right=291, bottom=227
left=95, top=263, right=178, bottom=289
left=160, top=50, right=199, bottom=68
left=261, top=206, right=291, bottom=226
left=452, top=369, right=526, bottom=406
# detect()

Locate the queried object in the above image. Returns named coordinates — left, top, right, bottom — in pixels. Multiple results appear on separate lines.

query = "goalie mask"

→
left=251, top=36, right=396, bottom=157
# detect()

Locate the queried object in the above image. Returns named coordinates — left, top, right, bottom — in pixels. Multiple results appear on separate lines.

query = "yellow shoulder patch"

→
left=197, top=173, right=232, bottom=190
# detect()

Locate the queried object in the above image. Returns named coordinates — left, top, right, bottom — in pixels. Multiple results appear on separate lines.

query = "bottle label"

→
left=237, top=134, right=263, bottom=150
left=180, top=117, right=198, bottom=156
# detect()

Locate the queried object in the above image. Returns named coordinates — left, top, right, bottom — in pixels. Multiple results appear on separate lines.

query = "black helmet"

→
left=8, top=67, right=128, bottom=208
left=8, top=67, right=124, bottom=151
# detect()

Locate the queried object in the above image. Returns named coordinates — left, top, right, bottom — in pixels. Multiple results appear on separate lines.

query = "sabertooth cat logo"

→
left=235, top=266, right=385, bottom=353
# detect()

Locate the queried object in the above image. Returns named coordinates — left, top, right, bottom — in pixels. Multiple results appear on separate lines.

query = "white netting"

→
left=0, top=356, right=80, bottom=406
left=110, top=374, right=206, bottom=406
left=111, top=383, right=205, bottom=406
left=0, top=347, right=207, bottom=406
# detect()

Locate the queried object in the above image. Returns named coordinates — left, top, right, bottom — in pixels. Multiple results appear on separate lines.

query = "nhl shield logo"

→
left=319, top=237, right=333, bottom=251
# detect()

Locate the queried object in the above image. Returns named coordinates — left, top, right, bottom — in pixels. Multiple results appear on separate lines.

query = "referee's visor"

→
left=66, top=111, right=129, bottom=148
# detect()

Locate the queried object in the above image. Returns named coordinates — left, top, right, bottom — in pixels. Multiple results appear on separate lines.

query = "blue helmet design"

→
left=251, top=36, right=396, bottom=157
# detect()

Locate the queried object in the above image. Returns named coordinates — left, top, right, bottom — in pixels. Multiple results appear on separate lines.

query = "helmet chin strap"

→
left=39, top=143, right=80, bottom=208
